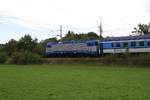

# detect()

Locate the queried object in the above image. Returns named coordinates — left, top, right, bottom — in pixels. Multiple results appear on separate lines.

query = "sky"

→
left=0, top=0, right=150, bottom=43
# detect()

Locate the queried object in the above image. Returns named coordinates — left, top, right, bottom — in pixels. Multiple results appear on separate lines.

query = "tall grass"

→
left=44, top=54, right=150, bottom=67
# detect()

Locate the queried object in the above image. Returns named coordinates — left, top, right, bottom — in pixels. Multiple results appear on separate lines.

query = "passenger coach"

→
left=101, top=34, right=150, bottom=54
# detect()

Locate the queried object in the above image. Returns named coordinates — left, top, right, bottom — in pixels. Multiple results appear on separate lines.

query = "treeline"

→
left=44, top=31, right=100, bottom=43
left=61, top=31, right=100, bottom=41
left=0, top=31, right=99, bottom=64
left=0, top=35, right=44, bottom=64
left=1, top=24, right=150, bottom=66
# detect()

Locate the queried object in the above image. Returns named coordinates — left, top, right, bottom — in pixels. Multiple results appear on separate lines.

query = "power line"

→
left=49, top=25, right=63, bottom=40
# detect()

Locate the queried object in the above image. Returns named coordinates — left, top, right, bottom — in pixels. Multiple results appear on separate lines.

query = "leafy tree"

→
left=5, top=39, right=18, bottom=55
left=0, top=52, right=8, bottom=63
left=132, top=23, right=150, bottom=35
left=0, top=44, right=3, bottom=48
left=61, top=31, right=99, bottom=41
left=0, top=34, right=44, bottom=64
left=45, top=37, right=58, bottom=42
left=17, top=35, right=38, bottom=52
left=61, top=31, right=77, bottom=41
left=87, top=32, right=100, bottom=40
left=0, top=44, right=5, bottom=52
left=32, top=42, right=44, bottom=55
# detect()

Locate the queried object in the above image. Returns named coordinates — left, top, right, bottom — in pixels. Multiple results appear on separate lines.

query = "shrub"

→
left=100, top=53, right=150, bottom=66
left=0, top=52, right=8, bottom=63
left=129, top=54, right=150, bottom=66
left=7, top=51, right=43, bottom=64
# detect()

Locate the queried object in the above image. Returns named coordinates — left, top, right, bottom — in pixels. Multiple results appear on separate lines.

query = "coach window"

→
left=95, top=41, right=98, bottom=45
left=147, top=41, right=150, bottom=46
left=131, top=41, right=136, bottom=47
left=123, top=42, right=128, bottom=48
left=115, top=43, right=121, bottom=48
left=139, top=41, right=144, bottom=46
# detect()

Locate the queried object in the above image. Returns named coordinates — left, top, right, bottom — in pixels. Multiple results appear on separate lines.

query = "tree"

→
left=17, top=35, right=38, bottom=52
left=61, top=31, right=99, bottom=41
left=61, top=31, right=77, bottom=41
left=5, top=39, right=18, bottom=55
left=0, top=44, right=8, bottom=63
left=32, top=42, right=44, bottom=55
left=0, top=44, right=5, bottom=52
left=0, top=34, right=44, bottom=64
left=47, top=37, right=58, bottom=42
left=132, top=23, right=150, bottom=35
left=0, top=52, right=8, bottom=63
left=87, top=32, right=99, bottom=40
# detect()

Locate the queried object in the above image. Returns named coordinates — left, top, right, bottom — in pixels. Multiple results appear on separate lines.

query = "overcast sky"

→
left=0, top=0, right=150, bottom=43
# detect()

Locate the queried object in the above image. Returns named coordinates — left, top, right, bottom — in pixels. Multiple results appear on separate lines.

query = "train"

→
left=45, top=34, right=150, bottom=57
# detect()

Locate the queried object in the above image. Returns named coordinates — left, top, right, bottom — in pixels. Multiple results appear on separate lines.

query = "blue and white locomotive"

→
left=45, top=34, right=150, bottom=56
left=46, top=40, right=99, bottom=56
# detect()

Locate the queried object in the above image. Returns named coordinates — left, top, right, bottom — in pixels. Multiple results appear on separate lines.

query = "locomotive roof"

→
left=101, top=34, right=150, bottom=42
left=47, top=40, right=98, bottom=45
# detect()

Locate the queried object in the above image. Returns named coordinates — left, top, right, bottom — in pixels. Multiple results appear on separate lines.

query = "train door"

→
left=99, top=42, right=103, bottom=55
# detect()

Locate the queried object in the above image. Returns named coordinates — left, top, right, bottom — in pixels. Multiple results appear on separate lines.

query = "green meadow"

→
left=0, top=64, right=150, bottom=100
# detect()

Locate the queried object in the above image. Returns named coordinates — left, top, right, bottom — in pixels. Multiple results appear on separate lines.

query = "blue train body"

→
left=45, top=34, right=150, bottom=56
left=46, top=40, right=99, bottom=57
left=101, top=34, right=150, bottom=54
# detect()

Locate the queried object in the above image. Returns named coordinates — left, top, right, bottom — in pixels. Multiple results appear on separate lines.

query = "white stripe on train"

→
left=103, top=48, right=150, bottom=53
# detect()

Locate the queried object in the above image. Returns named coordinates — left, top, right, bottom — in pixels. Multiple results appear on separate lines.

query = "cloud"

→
left=0, top=0, right=150, bottom=43
left=0, top=15, right=51, bottom=31
left=145, top=1, right=150, bottom=13
left=0, top=16, right=18, bottom=24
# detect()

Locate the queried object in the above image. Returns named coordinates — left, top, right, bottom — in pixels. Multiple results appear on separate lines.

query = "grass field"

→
left=0, top=64, right=150, bottom=100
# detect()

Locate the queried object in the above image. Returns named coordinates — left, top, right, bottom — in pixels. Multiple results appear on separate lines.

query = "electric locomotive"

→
left=45, top=40, right=99, bottom=57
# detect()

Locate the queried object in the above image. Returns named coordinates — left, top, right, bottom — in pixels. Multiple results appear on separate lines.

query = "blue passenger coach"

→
left=100, top=34, right=150, bottom=54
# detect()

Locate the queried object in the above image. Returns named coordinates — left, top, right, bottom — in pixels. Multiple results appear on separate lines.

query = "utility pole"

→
left=49, top=25, right=63, bottom=41
left=98, top=17, right=103, bottom=39
left=99, top=21, right=103, bottom=38
left=60, top=25, right=62, bottom=39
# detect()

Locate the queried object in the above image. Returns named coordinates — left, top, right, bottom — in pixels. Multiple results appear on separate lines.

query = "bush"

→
left=0, top=52, right=8, bottom=63
left=129, top=54, right=150, bottom=66
left=7, top=51, right=43, bottom=64
left=100, top=53, right=150, bottom=66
